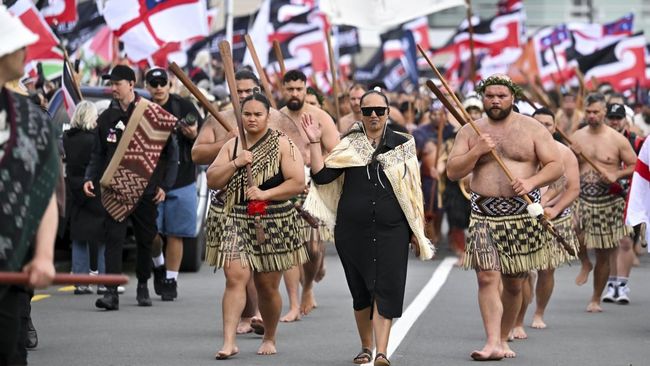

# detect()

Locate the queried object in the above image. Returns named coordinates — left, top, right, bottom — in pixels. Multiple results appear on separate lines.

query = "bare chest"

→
left=473, top=127, right=536, bottom=164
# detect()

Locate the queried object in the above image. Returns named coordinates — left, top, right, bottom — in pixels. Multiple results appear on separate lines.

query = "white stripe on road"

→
left=387, top=256, right=456, bottom=358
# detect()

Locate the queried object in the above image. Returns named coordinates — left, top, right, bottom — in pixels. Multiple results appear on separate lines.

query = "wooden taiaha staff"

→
left=273, top=40, right=286, bottom=77
left=518, top=94, right=610, bottom=180
left=325, top=28, right=341, bottom=125
left=0, top=273, right=128, bottom=286
left=417, top=45, right=575, bottom=256
left=244, top=34, right=278, bottom=110
left=169, top=62, right=233, bottom=133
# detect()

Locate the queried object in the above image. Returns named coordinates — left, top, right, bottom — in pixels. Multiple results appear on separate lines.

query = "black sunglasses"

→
left=149, top=80, right=168, bottom=88
left=361, top=106, right=387, bottom=117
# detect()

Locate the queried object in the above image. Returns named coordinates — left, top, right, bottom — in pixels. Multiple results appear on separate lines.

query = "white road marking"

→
left=386, top=256, right=456, bottom=360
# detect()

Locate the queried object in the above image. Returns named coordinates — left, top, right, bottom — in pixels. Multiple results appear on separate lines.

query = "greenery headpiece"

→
left=476, top=74, right=523, bottom=98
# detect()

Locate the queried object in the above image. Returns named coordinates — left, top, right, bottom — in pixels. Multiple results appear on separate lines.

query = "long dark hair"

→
left=358, top=89, right=390, bottom=163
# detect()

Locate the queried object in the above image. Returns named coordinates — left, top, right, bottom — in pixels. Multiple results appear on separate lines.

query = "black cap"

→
left=145, top=67, right=168, bottom=84
left=606, top=103, right=625, bottom=119
left=102, top=65, right=136, bottom=82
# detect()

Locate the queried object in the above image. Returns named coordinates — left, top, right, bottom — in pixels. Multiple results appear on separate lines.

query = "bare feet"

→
left=215, top=346, right=239, bottom=360
left=280, top=308, right=301, bottom=322
left=531, top=314, right=547, bottom=329
left=586, top=301, right=602, bottom=313
left=575, top=262, right=593, bottom=286
left=251, top=317, right=265, bottom=335
left=257, top=340, right=277, bottom=355
left=470, top=344, right=504, bottom=361
left=300, top=289, right=318, bottom=315
left=236, top=318, right=253, bottom=334
left=510, top=326, right=528, bottom=340
left=502, top=342, right=517, bottom=358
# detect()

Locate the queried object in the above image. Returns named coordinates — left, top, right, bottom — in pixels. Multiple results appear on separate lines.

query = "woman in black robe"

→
left=302, top=90, right=431, bottom=366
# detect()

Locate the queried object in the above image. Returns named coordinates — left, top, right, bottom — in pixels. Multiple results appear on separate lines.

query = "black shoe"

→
left=136, top=283, right=152, bottom=307
left=26, top=318, right=38, bottom=349
left=152, top=265, right=166, bottom=296
left=95, top=288, right=119, bottom=310
left=160, top=278, right=178, bottom=301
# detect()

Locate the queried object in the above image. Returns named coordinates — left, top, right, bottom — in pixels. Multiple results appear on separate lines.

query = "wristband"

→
left=309, top=140, right=321, bottom=144
left=232, top=161, right=239, bottom=169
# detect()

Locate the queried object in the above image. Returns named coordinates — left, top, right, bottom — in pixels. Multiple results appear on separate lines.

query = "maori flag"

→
left=100, top=100, right=177, bottom=222
left=186, top=13, right=253, bottom=65
left=576, top=32, right=646, bottom=92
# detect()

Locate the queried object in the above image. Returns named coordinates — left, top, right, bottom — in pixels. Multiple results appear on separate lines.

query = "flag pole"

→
left=466, top=0, right=477, bottom=86
left=325, top=26, right=341, bottom=125
left=273, top=40, right=286, bottom=77
left=244, top=34, right=278, bottom=109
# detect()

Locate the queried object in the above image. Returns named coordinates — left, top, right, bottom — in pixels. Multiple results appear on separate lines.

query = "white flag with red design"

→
left=626, top=141, right=650, bottom=248
left=102, top=0, right=208, bottom=62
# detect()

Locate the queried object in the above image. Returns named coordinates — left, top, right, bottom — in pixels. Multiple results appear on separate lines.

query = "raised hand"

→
left=300, top=113, right=322, bottom=143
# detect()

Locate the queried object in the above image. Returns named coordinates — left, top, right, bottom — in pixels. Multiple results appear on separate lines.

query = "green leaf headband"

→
left=476, top=76, right=523, bottom=98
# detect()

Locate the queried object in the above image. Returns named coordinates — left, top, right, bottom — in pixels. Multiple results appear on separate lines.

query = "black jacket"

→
left=84, top=94, right=178, bottom=194
left=63, top=128, right=106, bottom=242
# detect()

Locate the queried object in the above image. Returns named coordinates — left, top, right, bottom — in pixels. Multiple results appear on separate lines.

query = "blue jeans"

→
left=71, top=240, right=105, bottom=274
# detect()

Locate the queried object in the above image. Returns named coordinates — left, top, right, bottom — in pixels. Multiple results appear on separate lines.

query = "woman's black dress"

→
left=312, top=129, right=410, bottom=319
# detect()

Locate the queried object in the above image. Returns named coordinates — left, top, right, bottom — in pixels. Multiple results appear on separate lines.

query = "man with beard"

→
left=278, top=69, right=339, bottom=322
left=338, top=84, right=365, bottom=134
left=447, top=74, right=562, bottom=360
left=594, top=103, right=643, bottom=305
left=570, top=95, right=637, bottom=313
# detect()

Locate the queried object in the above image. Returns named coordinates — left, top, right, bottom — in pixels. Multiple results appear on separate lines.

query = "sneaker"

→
left=152, top=265, right=166, bottom=296
left=95, top=288, right=119, bottom=311
left=97, top=285, right=125, bottom=294
left=74, top=285, right=93, bottom=295
left=602, top=283, right=618, bottom=303
left=160, top=278, right=178, bottom=301
left=616, top=284, right=630, bottom=304
left=136, top=283, right=152, bottom=307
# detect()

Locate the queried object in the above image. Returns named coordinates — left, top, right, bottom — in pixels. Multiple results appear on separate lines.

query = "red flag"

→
left=41, top=0, right=77, bottom=25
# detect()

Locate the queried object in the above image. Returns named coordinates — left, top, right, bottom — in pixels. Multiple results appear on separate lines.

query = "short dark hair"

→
left=533, top=107, right=555, bottom=120
left=306, top=87, right=323, bottom=106
left=241, top=92, right=270, bottom=112
left=235, top=69, right=260, bottom=86
left=585, top=92, right=606, bottom=106
left=282, top=69, right=306, bottom=84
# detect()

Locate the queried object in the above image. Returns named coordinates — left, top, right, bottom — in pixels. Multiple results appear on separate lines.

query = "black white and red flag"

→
left=576, top=32, right=646, bottom=92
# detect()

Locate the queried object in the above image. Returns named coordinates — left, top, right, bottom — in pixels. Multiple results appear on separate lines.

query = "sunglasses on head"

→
left=361, top=106, right=387, bottom=117
left=149, top=80, right=167, bottom=88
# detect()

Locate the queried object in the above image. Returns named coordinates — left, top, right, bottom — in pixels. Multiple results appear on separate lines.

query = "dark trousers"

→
left=104, top=194, right=158, bottom=283
left=0, top=287, right=30, bottom=366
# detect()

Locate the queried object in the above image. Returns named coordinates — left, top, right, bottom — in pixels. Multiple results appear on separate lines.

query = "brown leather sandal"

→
left=374, top=353, right=391, bottom=366
left=353, top=348, right=373, bottom=364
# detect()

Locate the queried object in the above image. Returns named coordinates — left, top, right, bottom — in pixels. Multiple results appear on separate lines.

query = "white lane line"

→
left=387, top=256, right=456, bottom=358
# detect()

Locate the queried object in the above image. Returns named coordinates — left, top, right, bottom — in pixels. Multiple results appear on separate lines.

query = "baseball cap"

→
left=145, top=67, right=168, bottom=84
left=606, top=103, right=625, bottom=119
left=102, top=65, right=136, bottom=82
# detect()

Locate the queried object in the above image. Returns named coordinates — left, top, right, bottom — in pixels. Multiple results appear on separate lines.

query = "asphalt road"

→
left=28, top=247, right=650, bottom=366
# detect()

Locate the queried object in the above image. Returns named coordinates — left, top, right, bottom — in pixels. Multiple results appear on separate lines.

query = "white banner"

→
left=319, top=0, right=465, bottom=29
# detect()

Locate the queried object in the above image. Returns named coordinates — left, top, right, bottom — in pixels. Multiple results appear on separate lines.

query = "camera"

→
left=177, top=112, right=198, bottom=128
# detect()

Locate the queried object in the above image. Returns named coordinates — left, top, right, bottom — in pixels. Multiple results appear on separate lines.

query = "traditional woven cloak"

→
left=100, top=99, right=177, bottom=222
left=205, top=130, right=308, bottom=272
left=303, top=124, right=434, bottom=260
left=575, top=170, right=632, bottom=249
left=463, top=190, right=553, bottom=275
